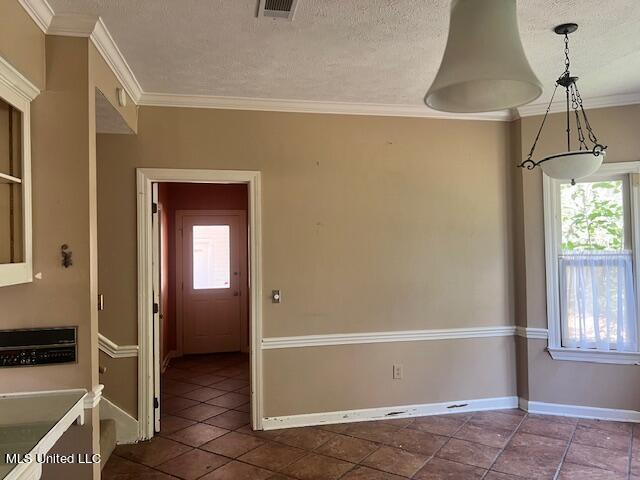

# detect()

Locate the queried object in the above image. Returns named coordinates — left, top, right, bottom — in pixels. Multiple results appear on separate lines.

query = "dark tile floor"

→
left=104, top=353, right=640, bottom=480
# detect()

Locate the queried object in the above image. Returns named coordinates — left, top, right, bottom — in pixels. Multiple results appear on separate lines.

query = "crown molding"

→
left=139, top=92, right=515, bottom=121
left=48, top=13, right=98, bottom=37
left=90, top=18, right=143, bottom=103
left=0, top=55, right=41, bottom=101
left=46, top=14, right=143, bottom=103
left=18, top=0, right=54, bottom=33
left=517, top=91, right=640, bottom=118
left=17, top=0, right=640, bottom=121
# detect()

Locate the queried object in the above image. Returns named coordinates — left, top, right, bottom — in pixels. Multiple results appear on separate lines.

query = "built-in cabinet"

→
left=0, top=57, right=38, bottom=287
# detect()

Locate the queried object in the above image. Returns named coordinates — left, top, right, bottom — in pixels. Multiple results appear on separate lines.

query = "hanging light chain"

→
left=564, top=33, right=571, bottom=74
left=573, top=82, right=600, bottom=146
left=571, top=83, right=588, bottom=150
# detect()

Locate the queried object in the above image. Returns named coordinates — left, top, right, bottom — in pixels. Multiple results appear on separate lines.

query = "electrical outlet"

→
left=393, top=364, right=403, bottom=380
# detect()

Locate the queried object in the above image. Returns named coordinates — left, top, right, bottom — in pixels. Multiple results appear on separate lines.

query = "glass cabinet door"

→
left=0, top=57, right=37, bottom=287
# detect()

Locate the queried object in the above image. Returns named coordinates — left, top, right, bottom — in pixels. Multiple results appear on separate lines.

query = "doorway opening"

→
left=136, top=169, right=263, bottom=440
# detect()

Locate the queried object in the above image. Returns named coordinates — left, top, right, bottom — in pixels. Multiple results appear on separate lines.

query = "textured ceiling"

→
left=49, top=0, right=640, bottom=107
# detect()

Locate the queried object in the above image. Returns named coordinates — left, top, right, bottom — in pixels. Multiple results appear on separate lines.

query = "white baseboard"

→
left=262, top=396, right=519, bottom=430
left=162, top=350, right=178, bottom=373
left=519, top=398, right=640, bottom=423
left=100, top=396, right=140, bottom=444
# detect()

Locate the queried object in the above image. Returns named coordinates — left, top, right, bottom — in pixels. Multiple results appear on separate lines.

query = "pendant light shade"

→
left=425, top=0, right=542, bottom=113
left=539, top=150, right=605, bottom=181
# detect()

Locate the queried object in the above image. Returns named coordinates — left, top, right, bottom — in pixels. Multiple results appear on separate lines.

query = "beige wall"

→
left=0, top=0, right=45, bottom=91
left=0, top=35, right=96, bottom=393
left=516, top=104, right=640, bottom=410
left=97, top=107, right=516, bottom=417
left=264, top=338, right=516, bottom=417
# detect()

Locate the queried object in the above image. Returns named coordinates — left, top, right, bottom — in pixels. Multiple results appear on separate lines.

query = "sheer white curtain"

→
left=559, top=251, right=638, bottom=352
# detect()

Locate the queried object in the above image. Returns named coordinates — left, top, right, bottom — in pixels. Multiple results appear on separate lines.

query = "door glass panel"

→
left=192, top=225, right=230, bottom=289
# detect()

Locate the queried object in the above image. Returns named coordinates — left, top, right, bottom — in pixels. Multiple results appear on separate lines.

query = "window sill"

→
left=547, top=347, right=640, bottom=365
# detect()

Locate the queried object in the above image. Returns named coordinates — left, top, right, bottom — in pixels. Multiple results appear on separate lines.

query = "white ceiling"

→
left=48, top=0, right=640, bottom=110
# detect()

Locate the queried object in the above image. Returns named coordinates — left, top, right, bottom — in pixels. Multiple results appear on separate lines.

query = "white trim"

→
left=520, top=398, right=640, bottom=423
left=138, top=92, right=514, bottom=121
left=98, top=333, right=139, bottom=358
left=47, top=13, right=97, bottom=37
left=100, top=396, right=140, bottom=444
left=137, top=168, right=263, bottom=440
left=262, top=326, right=516, bottom=349
left=262, top=396, right=519, bottom=430
left=0, top=56, right=41, bottom=101
left=543, top=162, right=640, bottom=364
left=518, top=92, right=640, bottom=117
left=90, top=18, right=143, bottom=103
left=547, top=347, right=640, bottom=365
left=84, top=384, right=104, bottom=409
left=514, top=326, right=549, bottom=340
left=17, top=0, right=54, bottom=33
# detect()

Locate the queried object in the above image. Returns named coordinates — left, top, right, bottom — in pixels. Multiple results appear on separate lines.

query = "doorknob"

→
left=233, top=291, right=239, bottom=297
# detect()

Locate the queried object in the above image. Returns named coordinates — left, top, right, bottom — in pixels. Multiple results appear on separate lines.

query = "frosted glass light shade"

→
left=425, top=0, right=542, bottom=113
left=540, top=150, right=605, bottom=181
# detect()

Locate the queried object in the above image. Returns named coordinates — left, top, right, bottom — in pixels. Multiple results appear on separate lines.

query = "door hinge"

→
left=153, top=302, right=159, bottom=314
left=152, top=202, right=158, bottom=215
left=154, top=397, right=159, bottom=409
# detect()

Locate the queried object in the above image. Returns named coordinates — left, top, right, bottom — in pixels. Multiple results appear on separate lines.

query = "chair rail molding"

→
left=262, top=325, right=518, bottom=349
left=514, top=326, right=549, bottom=340
left=98, top=333, right=139, bottom=358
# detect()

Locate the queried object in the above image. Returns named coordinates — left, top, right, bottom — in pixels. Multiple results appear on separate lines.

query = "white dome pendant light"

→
left=519, top=24, right=607, bottom=184
left=425, top=0, right=542, bottom=113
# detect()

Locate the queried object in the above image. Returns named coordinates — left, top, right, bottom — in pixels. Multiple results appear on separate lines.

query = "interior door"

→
left=181, top=213, right=243, bottom=353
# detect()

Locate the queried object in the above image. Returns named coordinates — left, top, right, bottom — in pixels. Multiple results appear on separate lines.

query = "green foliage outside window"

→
left=561, top=180, right=624, bottom=251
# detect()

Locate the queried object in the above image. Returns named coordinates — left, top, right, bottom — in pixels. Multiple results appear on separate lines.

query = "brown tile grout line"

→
left=628, top=427, right=636, bottom=480
left=134, top=361, right=640, bottom=480
left=550, top=417, right=579, bottom=480
left=478, top=410, right=529, bottom=480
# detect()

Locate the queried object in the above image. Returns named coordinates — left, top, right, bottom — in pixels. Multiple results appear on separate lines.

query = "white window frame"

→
left=543, top=161, right=640, bottom=365
left=0, top=56, right=39, bottom=287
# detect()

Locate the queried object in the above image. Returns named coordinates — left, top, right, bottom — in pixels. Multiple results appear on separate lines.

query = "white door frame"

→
left=175, top=209, right=249, bottom=356
left=136, top=168, right=263, bottom=440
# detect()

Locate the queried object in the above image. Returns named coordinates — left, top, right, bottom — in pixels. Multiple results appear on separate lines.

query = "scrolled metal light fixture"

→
left=519, top=23, right=607, bottom=184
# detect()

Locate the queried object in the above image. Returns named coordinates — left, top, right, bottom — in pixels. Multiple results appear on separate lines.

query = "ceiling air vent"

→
left=258, top=0, right=299, bottom=20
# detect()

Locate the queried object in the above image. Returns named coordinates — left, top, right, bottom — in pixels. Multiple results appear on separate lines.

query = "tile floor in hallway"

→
left=103, top=353, right=640, bottom=480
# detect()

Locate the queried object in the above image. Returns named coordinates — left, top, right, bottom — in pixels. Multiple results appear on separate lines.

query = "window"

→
left=543, top=163, right=640, bottom=364
left=0, top=57, right=37, bottom=287
left=192, top=225, right=230, bottom=289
